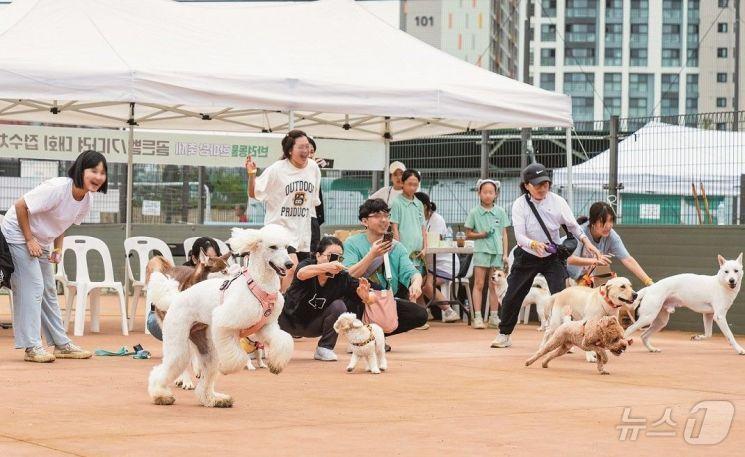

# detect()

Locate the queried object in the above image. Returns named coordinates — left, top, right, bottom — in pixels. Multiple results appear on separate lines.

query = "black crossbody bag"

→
left=524, top=194, right=578, bottom=260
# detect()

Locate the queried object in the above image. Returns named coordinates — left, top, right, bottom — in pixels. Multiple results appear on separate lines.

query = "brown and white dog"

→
left=526, top=316, right=633, bottom=375
left=145, top=250, right=232, bottom=389
left=540, top=277, right=637, bottom=362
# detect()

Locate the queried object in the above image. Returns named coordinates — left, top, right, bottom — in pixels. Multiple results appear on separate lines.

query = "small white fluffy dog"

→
left=147, top=225, right=295, bottom=407
left=625, top=253, right=744, bottom=354
left=517, top=274, right=551, bottom=329
left=333, top=313, right=387, bottom=374
left=541, top=277, right=637, bottom=362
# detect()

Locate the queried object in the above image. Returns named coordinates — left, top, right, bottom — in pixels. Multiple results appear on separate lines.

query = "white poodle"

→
left=147, top=225, right=295, bottom=407
left=333, top=312, right=387, bottom=374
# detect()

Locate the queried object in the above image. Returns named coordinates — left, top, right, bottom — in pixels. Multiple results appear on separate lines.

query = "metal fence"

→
left=1, top=110, right=743, bottom=227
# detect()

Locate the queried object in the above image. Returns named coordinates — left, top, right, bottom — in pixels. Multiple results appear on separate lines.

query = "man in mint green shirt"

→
left=390, top=170, right=426, bottom=271
left=343, top=198, right=427, bottom=336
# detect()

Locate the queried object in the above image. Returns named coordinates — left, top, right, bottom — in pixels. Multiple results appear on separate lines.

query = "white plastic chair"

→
left=1, top=286, right=13, bottom=321
left=124, top=236, right=173, bottom=333
left=183, top=237, right=234, bottom=264
left=450, top=255, right=475, bottom=322
left=54, top=257, right=71, bottom=315
left=62, top=236, right=128, bottom=336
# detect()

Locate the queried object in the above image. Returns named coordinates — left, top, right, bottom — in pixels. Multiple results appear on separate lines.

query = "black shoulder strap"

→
left=525, top=193, right=555, bottom=244
left=524, top=194, right=575, bottom=243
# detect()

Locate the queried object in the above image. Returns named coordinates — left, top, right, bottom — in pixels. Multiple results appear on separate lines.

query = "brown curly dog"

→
left=525, top=316, right=632, bottom=375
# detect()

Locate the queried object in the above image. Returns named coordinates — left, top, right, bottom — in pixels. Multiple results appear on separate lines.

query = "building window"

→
left=716, top=122, right=726, bottom=130
left=541, top=24, right=556, bottom=41
left=565, top=47, right=596, bottom=65
left=717, top=97, right=727, bottom=107
left=719, top=0, right=728, bottom=7
left=605, top=47, right=622, bottom=66
left=687, top=49, right=699, bottom=66
left=604, top=73, right=622, bottom=95
left=540, top=48, right=556, bottom=66
left=541, top=0, right=557, bottom=17
left=718, top=23, right=728, bottom=33
left=540, top=73, right=556, bottom=91
left=630, top=48, right=648, bottom=66
left=717, top=72, right=728, bottom=83
left=717, top=47, right=728, bottom=58
left=662, top=49, right=681, bottom=67
left=564, top=72, right=595, bottom=97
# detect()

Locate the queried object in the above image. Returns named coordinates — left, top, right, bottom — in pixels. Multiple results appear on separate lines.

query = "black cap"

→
left=521, top=163, right=551, bottom=186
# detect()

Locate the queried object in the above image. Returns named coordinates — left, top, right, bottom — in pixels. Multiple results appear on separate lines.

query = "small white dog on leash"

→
left=517, top=274, right=551, bottom=330
left=625, top=253, right=744, bottom=354
left=333, top=313, right=387, bottom=374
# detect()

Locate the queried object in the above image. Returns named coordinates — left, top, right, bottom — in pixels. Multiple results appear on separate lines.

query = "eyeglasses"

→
left=366, top=212, right=390, bottom=220
left=321, top=253, right=344, bottom=262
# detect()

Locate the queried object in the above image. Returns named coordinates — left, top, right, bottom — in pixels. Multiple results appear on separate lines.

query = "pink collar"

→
left=219, top=268, right=277, bottom=338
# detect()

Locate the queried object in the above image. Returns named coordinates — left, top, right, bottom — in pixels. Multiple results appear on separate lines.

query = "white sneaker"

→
left=472, top=315, right=486, bottom=329
left=487, top=314, right=501, bottom=329
left=441, top=308, right=460, bottom=323
left=490, top=333, right=512, bottom=348
left=415, top=323, right=430, bottom=330
left=314, top=347, right=338, bottom=361
left=427, top=308, right=435, bottom=321
left=24, top=346, right=55, bottom=363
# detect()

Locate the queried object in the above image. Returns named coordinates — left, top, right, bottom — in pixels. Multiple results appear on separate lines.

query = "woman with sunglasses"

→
left=278, top=236, right=370, bottom=362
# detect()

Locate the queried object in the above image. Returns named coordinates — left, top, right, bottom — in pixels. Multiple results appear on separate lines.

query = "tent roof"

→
left=0, top=0, right=571, bottom=140
left=553, top=121, right=745, bottom=196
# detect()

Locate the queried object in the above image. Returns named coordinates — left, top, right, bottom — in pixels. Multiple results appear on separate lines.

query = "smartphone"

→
left=317, top=158, right=334, bottom=169
left=382, top=228, right=393, bottom=243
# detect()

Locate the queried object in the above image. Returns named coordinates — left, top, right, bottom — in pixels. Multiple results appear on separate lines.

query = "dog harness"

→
left=351, top=324, right=376, bottom=347
left=599, top=286, right=621, bottom=309
left=219, top=268, right=277, bottom=337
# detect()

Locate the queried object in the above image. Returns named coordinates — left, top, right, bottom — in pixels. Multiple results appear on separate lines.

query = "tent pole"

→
left=383, top=118, right=391, bottom=188
left=289, top=110, right=295, bottom=130
left=565, top=127, right=573, bottom=210
left=125, top=102, right=135, bottom=316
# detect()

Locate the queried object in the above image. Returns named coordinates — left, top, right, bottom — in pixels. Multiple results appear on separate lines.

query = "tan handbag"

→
left=362, top=288, right=399, bottom=334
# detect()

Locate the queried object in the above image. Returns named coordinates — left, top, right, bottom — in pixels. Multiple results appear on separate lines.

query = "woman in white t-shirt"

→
left=245, top=129, right=321, bottom=290
left=0, top=150, right=107, bottom=362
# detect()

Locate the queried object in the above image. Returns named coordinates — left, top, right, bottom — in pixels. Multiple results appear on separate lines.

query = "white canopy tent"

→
left=0, top=0, right=571, bottom=138
left=553, top=121, right=745, bottom=197
left=0, top=0, right=573, bottom=244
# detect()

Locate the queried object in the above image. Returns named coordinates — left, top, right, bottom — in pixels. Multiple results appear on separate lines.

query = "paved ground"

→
left=0, top=297, right=743, bottom=456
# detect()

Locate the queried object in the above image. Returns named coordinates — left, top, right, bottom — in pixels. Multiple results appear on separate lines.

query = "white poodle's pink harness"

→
left=219, top=268, right=277, bottom=338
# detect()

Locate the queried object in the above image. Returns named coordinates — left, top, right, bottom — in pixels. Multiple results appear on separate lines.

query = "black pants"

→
left=278, top=299, right=346, bottom=349
left=499, top=247, right=567, bottom=335
left=347, top=294, right=427, bottom=337
left=310, top=217, right=321, bottom=254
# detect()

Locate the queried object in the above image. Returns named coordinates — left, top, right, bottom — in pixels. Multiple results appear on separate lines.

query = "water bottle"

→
left=444, top=227, right=453, bottom=245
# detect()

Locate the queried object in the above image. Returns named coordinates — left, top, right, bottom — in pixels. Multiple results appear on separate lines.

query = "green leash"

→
left=94, top=344, right=151, bottom=359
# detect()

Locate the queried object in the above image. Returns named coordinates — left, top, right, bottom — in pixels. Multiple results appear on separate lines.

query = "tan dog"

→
left=526, top=316, right=633, bottom=375
left=541, top=277, right=637, bottom=362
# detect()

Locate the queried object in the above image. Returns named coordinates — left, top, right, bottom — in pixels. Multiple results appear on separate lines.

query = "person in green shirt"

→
left=343, top=198, right=427, bottom=338
left=465, top=179, right=510, bottom=330
left=390, top=169, right=427, bottom=272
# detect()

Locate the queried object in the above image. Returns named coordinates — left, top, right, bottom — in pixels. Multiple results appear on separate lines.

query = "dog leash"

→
left=94, top=344, right=151, bottom=359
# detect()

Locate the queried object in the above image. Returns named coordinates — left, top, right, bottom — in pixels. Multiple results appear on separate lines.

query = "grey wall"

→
left=65, top=224, right=745, bottom=334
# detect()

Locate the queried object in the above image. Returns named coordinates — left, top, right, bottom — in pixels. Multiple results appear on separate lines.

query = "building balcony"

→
left=630, top=10, right=648, bottom=23
left=662, top=35, right=682, bottom=47
left=663, top=9, right=683, bottom=24
left=606, top=9, right=623, bottom=23
left=564, top=82, right=593, bottom=96
left=605, top=34, right=622, bottom=45
left=566, top=8, right=597, bottom=19
left=630, top=34, right=648, bottom=45
left=566, top=32, right=596, bottom=42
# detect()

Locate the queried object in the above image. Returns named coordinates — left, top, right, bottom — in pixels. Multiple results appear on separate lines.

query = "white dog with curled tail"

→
left=333, top=313, right=387, bottom=374
left=147, top=224, right=295, bottom=408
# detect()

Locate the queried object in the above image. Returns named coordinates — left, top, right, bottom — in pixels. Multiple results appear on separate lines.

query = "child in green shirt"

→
left=390, top=169, right=427, bottom=272
left=464, top=179, right=510, bottom=330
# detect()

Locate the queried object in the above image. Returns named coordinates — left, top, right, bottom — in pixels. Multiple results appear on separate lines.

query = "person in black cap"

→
left=490, top=162, right=604, bottom=349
